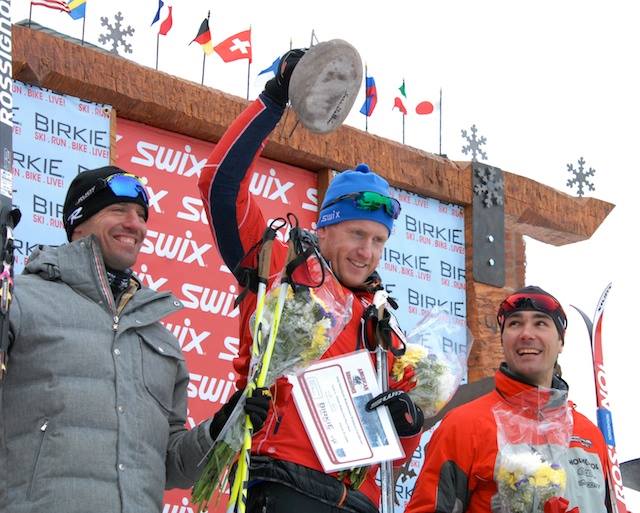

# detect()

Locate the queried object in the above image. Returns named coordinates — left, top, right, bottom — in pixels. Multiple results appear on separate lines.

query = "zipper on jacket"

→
left=88, top=238, right=117, bottom=313
left=27, top=419, right=49, bottom=500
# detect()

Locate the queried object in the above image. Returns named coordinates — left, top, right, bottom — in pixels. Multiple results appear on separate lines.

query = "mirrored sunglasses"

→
left=323, top=191, right=401, bottom=219
left=102, top=173, right=149, bottom=205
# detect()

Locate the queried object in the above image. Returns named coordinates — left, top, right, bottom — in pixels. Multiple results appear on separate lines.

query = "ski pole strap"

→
left=284, top=245, right=325, bottom=289
left=282, top=215, right=326, bottom=290
left=376, top=306, right=405, bottom=357
left=233, top=218, right=286, bottom=307
left=233, top=239, right=262, bottom=307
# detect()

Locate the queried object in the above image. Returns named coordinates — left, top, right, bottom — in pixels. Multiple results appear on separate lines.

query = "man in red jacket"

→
left=404, top=286, right=611, bottom=513
left=198, top=50, right=423, bottom=513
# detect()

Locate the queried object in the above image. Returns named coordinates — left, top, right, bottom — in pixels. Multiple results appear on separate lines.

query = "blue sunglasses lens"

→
left=106, top=174, right=149, bottom=205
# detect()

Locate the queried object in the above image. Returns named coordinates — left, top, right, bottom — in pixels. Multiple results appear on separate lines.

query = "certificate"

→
left=290, top=350, right=404, bottom=472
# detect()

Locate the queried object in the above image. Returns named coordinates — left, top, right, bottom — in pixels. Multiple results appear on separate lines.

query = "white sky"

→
left=13, top=0, right=640, bottom=508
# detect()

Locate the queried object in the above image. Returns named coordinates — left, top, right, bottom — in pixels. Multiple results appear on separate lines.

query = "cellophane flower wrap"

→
left=391, top=307, right=471, bottom=418
left=493, top=387, right=573, bottom=513
left=192, top=252, right=352, bottom=510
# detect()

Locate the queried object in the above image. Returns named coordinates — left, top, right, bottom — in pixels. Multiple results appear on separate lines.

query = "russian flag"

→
left=359, top=76, right=377, bottom=117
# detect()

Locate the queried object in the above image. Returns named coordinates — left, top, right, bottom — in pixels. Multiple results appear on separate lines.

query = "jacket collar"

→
left=495, top=363, right=569, bottom=412
left=24, top=236, right=110, bottom=304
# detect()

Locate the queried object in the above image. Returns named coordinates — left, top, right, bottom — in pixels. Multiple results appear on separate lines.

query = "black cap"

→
left=497, top=285, right=568, bottom=340
left=62, top=166, right=149, bottom=241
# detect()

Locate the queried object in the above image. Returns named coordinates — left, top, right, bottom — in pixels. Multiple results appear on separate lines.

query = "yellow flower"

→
left=392, top=344, right=428, bottom=380
left=300, top=319, right=330, bottom=364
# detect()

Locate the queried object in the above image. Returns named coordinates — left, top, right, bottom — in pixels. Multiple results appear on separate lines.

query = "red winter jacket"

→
left=198, top=93, right=421, bottom=508
left=404, top=365, right=610, bottom=513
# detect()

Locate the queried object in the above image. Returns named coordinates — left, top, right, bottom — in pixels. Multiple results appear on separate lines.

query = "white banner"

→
left=11, top=81, right=111, bottom=271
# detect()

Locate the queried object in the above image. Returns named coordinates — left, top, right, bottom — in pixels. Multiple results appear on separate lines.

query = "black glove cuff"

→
left=366, top=390, right=424, bottom=437
left=264, top=78, right=288, bottom=108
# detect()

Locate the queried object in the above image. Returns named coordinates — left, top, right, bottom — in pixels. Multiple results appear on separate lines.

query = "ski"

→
left=572, top=283, right=628, bottom=513
left=0, top=0, right=21, bottom=381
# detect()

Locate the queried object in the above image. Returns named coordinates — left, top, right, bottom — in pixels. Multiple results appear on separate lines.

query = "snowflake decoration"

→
left=566, top=157, right=596, bottom=197
left=98, top=12, right=135, bottom=56
left=461, top=124, right=488, bottom=162
left=474, top=166, right=504, bottom=208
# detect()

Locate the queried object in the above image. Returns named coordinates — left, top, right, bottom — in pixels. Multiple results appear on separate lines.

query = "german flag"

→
left=191, top=13, right=213, bottom=55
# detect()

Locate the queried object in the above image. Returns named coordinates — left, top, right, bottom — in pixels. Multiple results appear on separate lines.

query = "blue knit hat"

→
left=317, top=163, right=395, bottom=234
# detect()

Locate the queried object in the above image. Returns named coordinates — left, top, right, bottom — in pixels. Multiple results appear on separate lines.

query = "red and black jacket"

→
left=198, top=93, right=421, bottom=510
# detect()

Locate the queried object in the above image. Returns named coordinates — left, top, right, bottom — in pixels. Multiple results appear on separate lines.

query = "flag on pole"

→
left=258, top=56, right=281, bottom=77
left=393, top=96, right=407, bottom=115
left=158, top=6, right=173, bottom=35
left=399, top=80, right=407, bottom=98
left=151, top=0, right=172, bottom=35
left=214, top=29, right=252, bottom=63
left=66, top=0, right=85, bottom=19
left=359, top=76, right=377, bottom=116
left=151, top=0, right=164, bottom=25
left=191, top=14, right=213, bottom=55
left=31, top=0, right=69, bottom=13
left=415, top=101, right=434, bottom=115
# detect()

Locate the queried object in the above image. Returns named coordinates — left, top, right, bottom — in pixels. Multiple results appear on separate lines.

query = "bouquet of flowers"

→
left=493, top=388, right=573, bottom=513
left=254, top=282, right=352, bottom=385
left=391, top=307, right=471, bottom=418
left=192, top=254, right=352, bottom=510
left=495, top=448, right=567, bottom=513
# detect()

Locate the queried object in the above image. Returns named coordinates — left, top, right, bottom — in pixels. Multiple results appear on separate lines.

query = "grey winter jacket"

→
left=0, top=237, right=213, bottom=513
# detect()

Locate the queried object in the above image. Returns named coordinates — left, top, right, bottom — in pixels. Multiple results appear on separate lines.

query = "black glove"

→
left=244, top=387, right=271, bottom=432
left=209, top=387, right=271, bottom=440
left=366, top=390, right=424, bottom=437
left=263, top=48, right=307, bottom=107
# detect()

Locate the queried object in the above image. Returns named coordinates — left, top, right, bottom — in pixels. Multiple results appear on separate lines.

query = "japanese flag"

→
left=214, top=29, right=252, bottom=63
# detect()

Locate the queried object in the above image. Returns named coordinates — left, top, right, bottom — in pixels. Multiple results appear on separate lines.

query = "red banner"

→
left=116, top=118, right=318, bottom=512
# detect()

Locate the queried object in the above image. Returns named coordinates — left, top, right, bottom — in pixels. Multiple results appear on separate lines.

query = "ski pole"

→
left=372, top=289, right=395, bottom=513
left=225, top=219, right=284, bottom=513
left=229, top=223, right=299, bottom=513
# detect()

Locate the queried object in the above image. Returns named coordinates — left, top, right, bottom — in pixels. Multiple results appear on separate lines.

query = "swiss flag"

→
left=214, top=29, right=252, bottom=63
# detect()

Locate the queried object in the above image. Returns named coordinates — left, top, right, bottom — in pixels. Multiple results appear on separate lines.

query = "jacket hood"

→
left=24, top=236, right=115, bottom=305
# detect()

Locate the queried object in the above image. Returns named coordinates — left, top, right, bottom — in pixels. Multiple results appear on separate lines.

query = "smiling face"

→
left=72, top=202, right=147, bottom=271
left=316, top=219, right=388, bottom=289
left=501, top=310, right=564, bottom=388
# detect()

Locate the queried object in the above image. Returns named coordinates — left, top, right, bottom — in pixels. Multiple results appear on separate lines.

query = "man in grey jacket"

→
left=0, top=166, right=269, bottom=513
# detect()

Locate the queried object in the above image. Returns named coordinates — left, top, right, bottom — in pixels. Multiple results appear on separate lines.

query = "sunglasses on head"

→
left=497, top=292, right=567, bottom=330
left=323, top=191, right=401, bottom=219
left=79, top=173, right=149, bottom=207
left=104, top=173, right=149, bottom=205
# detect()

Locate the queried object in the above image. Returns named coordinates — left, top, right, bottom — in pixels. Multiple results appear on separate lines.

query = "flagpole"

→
left=201, top=53, right=206, bottom=85
left=28, top=2, right=32, bottom=28
left=246, top=61, right=251, bottom=100
left=364, top=64, right=368, bottom=133
left=401, top=78, right=406, bottom=144
left=438, top=87, right=443, bottom=155
left=155, top=33, right=160, bottom=70
left=81, top=13, right=86, bottom=46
